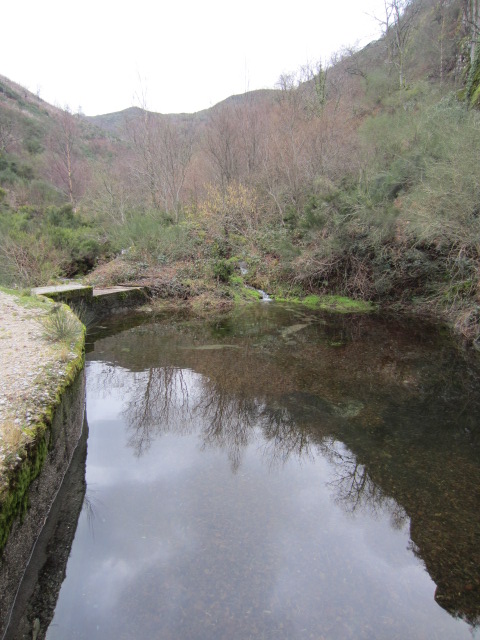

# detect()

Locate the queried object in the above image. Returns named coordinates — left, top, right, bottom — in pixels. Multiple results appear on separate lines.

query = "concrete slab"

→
left=92, top=286, right=143, bottom=297
left=32, top=284, right=88, bottom=294
left=31, top=284, right=148, bottom=317
left=31, top=284, right=93, bottom=301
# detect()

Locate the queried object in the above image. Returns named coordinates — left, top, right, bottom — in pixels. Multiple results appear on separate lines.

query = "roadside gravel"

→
left=0, top=291, right=77, bottom=478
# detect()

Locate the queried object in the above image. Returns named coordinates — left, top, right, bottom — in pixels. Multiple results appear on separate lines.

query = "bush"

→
left=111, top=213, right=198, bottom=263
left=46, top=204, right=79, bottom=228
left=48, top=226, right=101, bottom=274
left=213, top=258, right=233, bottom=282
left=0, top=233, right=64, bottom=287
left=27, top=180, right=64, bottom=206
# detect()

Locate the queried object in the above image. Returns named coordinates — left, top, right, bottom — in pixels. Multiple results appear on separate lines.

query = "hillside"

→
left=1, top=0, right=480, bottom=345
left=86, top=89, right=278, bottom=138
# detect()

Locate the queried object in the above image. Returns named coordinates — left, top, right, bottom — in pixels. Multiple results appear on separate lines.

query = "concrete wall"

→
left=90, top=287, right=149, bottom=319
left=0, top=369, right=86, bottom=638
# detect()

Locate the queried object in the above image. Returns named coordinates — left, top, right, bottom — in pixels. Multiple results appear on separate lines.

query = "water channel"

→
left=9, top=304, right=480, bottom=639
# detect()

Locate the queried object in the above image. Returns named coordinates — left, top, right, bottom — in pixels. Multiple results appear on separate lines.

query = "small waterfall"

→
left=257, top=289, right=272, bottom=302
left=238, top=263, right=271, bottom=301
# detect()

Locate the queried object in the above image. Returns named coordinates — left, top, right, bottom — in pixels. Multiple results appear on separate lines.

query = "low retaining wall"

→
left=90, top=286, right=149, bottom=319
left=0, top=369, right=85, bottom=638
left=4, top=416, right=88, bottom=640
left=0, top=294, right=86, bottom=638
left=31, top=285, right=149, bottom=320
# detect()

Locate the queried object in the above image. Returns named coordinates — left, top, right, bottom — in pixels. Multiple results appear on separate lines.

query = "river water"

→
left=17, top=304, right=480, bottom=639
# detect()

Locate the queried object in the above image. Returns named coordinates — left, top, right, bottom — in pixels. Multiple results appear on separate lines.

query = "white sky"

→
left=1, top=0, right=386, bottom=116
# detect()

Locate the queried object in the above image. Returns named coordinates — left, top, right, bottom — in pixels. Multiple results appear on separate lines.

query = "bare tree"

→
left=234, top=96, right=267, bottom=183
left=434, top=0, right=449, bottom=83
left=47, top=107, right=86, bottom=208
left=263, top=66, right=341, bottom=216
left=156, top=119, right=194, bottom=223
left=204, top=103, right=240, bottom=189
left=377, top=0, right=420, bottom=88
left=298, top=61, right=329, bottom=116
left=126, top=109, right=194, bottom=221
left=462, top=0, right=480, bottom=63
left=88, top=151, right=137, bottom=226
left=126, top=108, right=163, bottom=211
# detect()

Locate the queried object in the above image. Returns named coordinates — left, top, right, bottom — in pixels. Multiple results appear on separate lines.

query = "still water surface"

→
left=45, top=304, right=479, bottom=639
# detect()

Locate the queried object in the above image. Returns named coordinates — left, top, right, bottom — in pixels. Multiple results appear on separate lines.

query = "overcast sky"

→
left=1, top=0, right=386, bottom=116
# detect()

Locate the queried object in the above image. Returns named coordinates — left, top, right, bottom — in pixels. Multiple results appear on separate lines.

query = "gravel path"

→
left=0, top=291, right=75, bottom=476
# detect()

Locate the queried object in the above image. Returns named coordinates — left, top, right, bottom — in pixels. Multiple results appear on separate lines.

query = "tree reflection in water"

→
left=327, top=442, right=409, bottom=530
left=87, top=306, right=480, bottom=628
left=125, top=366, right=190, bottom=456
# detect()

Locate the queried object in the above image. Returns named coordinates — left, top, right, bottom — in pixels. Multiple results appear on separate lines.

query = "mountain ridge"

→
left=85, top=88, right=279, bottom=137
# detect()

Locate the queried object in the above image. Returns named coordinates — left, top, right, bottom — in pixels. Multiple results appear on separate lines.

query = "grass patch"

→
left=0, top=419, right=27, bottom=468
left=312, top=295, right=376, bottom=313
left=304, top=295, right=376, bottom=313
left=230, top=282, right=263, bottom=304
left=273, top=293, right=376, bottom=313
left=40, top=304, right=84, bottom=346
left=0, top=286, right=52, bottom=312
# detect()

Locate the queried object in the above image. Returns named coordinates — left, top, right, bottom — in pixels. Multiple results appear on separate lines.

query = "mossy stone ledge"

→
left=0, top=296, right=86, bottom=637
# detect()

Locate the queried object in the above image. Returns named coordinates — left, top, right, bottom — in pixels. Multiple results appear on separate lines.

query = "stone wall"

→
left=0, top=369, right=86, bottom=638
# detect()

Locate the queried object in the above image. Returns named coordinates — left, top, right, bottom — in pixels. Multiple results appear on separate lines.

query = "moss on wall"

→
left=0, top=302, right=85, bottom=557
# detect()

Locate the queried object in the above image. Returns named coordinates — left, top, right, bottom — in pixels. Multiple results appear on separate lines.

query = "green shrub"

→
left=0, top=157, right=34, bottom=186
left=111, top=213, right=198, bottom=263
left=27, top=180, right=63, bottom=206
left=46, top=204, right=79, bottom=228
left=213, top=258, right=233, bottom=282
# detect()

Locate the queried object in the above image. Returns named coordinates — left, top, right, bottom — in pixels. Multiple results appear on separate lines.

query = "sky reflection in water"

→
left=47, top=306, right=480, bottom=640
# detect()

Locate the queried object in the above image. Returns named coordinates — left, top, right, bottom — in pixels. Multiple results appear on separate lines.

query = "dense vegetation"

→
left=1, top=0, right=480, bottom=344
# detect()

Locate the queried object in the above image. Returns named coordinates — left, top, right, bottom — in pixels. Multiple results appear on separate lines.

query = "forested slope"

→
left=1, top=0, right=480, bottom=344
